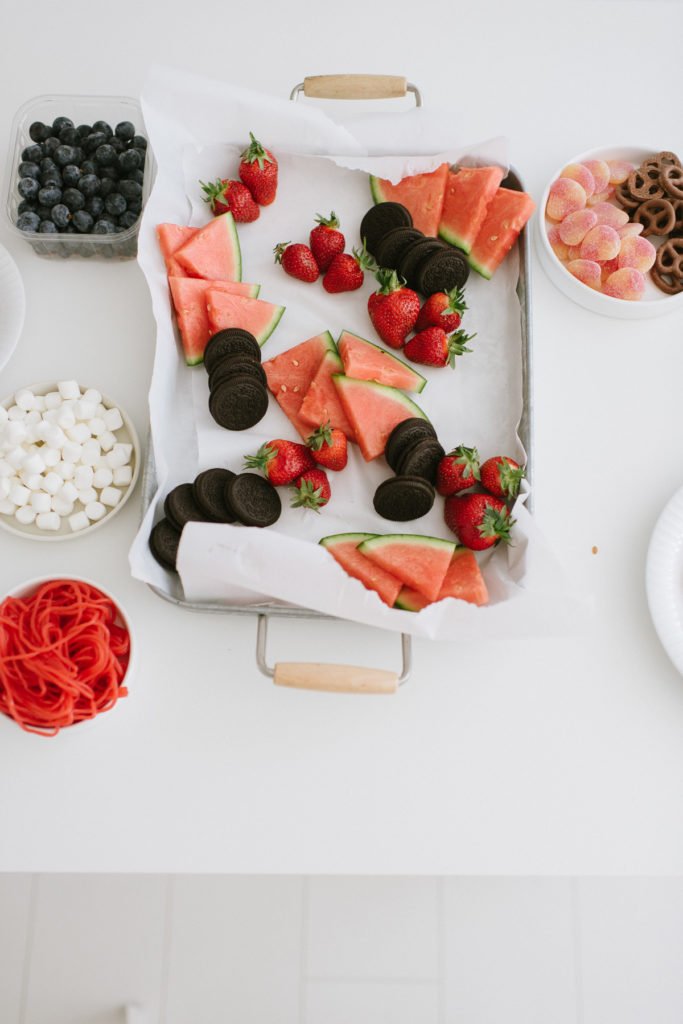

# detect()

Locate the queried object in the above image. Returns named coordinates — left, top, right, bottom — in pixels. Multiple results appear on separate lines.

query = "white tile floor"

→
left=1, top=875, right=682, bottom=1023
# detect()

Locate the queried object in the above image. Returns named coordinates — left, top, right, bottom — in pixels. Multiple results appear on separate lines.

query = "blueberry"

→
left=110, top=137, right=126, bottom=154
left=71, top=209, right=94, bottom=233
left=59, top=126, right=78, bottom=146
left=43, top=137, right=60, bottom=156
left=38, top=220, right=58, bottom=233
left=18, top=161, right=40, bottom=179
left=105, top=192, right=127, bottom=216
left=51, top=204, right=71, bottom=229
left=22, top=143, right=44, bottom=163
left=126, top=197, right=143, bottom=215
left=71, top=146, right=85, bottom=165
left=78, top=173, right=100, bottom=197
left=118, top=179, right=142, bottom=201
left=118, top=148, right=142, bottom=173
left=17, top=177, right=40, bottom=200
left=93, top=219, right=116, bottom=234
left=36, top=205, right=53, bottom=220
left=62, top=187, right=85, bottom=212
left=85, top=131, right=106, bottom=153
left=62, top=164, right=81, bottom=187
left=38, top=185, right=62, bottom=207
left=29, top=121, right=50, bottom=143
left=40, top=169, right=62, bottom=187
left=131, top=169, right=145, bottom=186
left=112, top=120, right=134, bottom=142
left=99, top=178, right=115, bottom=197
left=92, top=120, right=113, bottom=138
left=80, top=159, right=96, bottom=176
left=52, top=116, right=74, bottom=134
left=132, top=135, right=147, bottom=151
left=16, top=211, right=40, bottom=232
left=54, top=144, right=76, bottom=167
left=76, top=123, right=92, bottom=138
left=17, top=199, right=37, bottom=214
left=94, top=144, right=117, bottom=167
left=119, top=210, right=139, bottom=230
left=64, top=225, right=76, bottom=233
left=40, top=156, right=57, bottom=172
left=85, top=195, right=104, bottom=217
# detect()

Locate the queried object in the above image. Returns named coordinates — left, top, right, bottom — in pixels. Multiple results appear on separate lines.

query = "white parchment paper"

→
left=129, top=65, right=568, bottom=639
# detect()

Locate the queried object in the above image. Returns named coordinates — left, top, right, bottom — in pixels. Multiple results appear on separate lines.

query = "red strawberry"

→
left=243, top=439, right=315, bottom=486
left=436, top=445, right=480, bottom=496
left=367, top=269, right=420, bottom=349
left=274, top=241, right=319, bottom=283
left=309, top=212, right=345, bottom=272
left=306, top=422, right=348, bottom=471
left=415, top=285, right=467, bottom=333
left=200, top=178, right=260, bottom=222
left=239, top=132, right=278, bottom=205
left=403, top=327, right=475, bottom=368
left=480, top=456, right=524, bottom=501
left=322, top=244, right=375, bottom=293
left=444, top=492, right=514, bottom=551
left=291, top=468, right=331, bottom=511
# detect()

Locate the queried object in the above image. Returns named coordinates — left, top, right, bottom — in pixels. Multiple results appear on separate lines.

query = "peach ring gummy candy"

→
left=567, top=259, right=602, bottom=290
left=603, top=267, right=646, bottom=300
left=546, top=178, right=587, bottom=221
left=607, top=159, right=634, bottom=185
left=560, top=163, right=595, bottom=198
left=582, top=160, right=610, bottom=194
left=618, top=235, right=656, bottom=273
left=618, top=223, right=644, bottom=239
left=558, top=209, right=597, bottom=246
left=547, top=225, right=569, bottom=261
left=580, top=224, right=621, bottom=262
left=591, top=202, right=629, bottom=230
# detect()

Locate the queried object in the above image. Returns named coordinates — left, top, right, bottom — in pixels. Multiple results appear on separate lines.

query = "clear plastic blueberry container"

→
left=5, top=94, right=154, bottom=260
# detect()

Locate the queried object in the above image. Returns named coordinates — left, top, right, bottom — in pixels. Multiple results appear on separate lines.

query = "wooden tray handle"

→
left=302, top=74, right=407, bottom=101
left=273, top=661, right=398, bottom=694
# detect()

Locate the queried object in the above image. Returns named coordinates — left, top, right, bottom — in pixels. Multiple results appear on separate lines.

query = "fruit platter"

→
left=130, top=69, right=543, bottom=647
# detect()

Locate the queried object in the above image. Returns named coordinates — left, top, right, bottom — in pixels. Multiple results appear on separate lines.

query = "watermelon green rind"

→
left=359, top=534, right=455, bottom=555
left=338, top=330, right=427, bottom=394
left=320, top=532, right=376, bottom=548
left=394, top=587, right=430, bottom=612
left=369, top=175, right=385, bottom=205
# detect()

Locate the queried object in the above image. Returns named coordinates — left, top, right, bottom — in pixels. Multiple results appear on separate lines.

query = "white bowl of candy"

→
left=0, top=380, right=140, bottom=540
left=536, top=145, right=683, bottom=319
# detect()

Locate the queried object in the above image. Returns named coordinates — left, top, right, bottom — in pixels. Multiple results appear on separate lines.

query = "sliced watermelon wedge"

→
left=263, top=332, right=336, bottom=438
left=157, top=223, right=198, bottom=276
left=370, top=163, right=449, bottom=236
left=299, top=350, right=357, bottom=442
left=206, top=291, right=285, bottom=347
left=175, top=213, right=242, bottom=281
left=319, top=533, right=403, bottom=607
left=169, top=278, right=261, bottom=365
left=333, top=376, right=429, bottom=461
left=468, top=187, right=536, bottom=279
left=394, top=547, right=488, bottom=609
left=338, top=330, right=426, bottom=394
left=359, top=534, right=456, bottom=603
left=438, top=166, right=505, bottom=254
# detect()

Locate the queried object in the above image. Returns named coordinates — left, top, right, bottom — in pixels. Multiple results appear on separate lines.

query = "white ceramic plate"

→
left=0, top=381, right=140, bottom=541
left=646, top=483, right=683, bottom=675
left=536, top=145, right=683, bottom=320
left=0, top=242, right=25, bottom=373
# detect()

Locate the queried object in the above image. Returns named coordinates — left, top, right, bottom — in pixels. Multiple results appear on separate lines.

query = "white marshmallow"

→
left=42, top=447, right=60, bottom=468
left=21, top=473, right=43, bottom=492
left=0, top=459, right=13, bottom=478
left=56, top=407, right=76, bottom=430
left=43, top=409, right=61, bottom=425
left=0, top=406, right=8, bottom=423
left=77, top=486, right=97, bottom=505
left=57, top=380, right=80, bottom=400
left=73, top=466, right=93, bottom=490
left=30, top=491, right=51, bottom=513
left=7, top=405, right=26, bottom=422
left=105, top=447, right=127, bottom=470
left=44, top=391, right=62, bottom=410
left=6, top=447, right=26, bottom=470
left=66, top=423, right=90, bottom=445
left=62, top=441, right=83, bottom=465
left=92, top=467, right=113, bottom=489
left=14, top=389, right=36, bottom=412
left=68, top=511, right=89, bottom=532
left=15, top=505, right=36, bottom=525
left=4, top=420, right=27, bottom=446
left=103, top=407, right=123, bottom=431
left=9, top=483, right=30, bottom=506
left=0, top=478, right=10, bottom=498
left=33, top=395, right=46, bottom=412
left=35, top=420, right=51, bottom=442
left=25, top=410, right=41, bottom=425
left=100, top=486, right=121, bottom=507
left=23, top=424, right=41, bottom=445
left=36, top=511, right=60, bottom=531
left=43, top=425, right=67, bottom=449
left=80, top=440, right=101, bottom=466
left=113, top=465, right=133, bottom=487
left=60, top=481, right=79, bottom=502
left=0, top=497, right=15, bottom=514
left=51, top=494, right=74, bottom=517
left=88, top=417, right=106, bottom=437
left=83, top=389, right=102, bottom=406
left=74, top=399, right=97, bottom=421
left=85, top=500, right=106, bottom=521
left=55, top=461, right=75, bottom=481
left=41, top=472, right=62, bottom=495
left=22, top=452, right=45, bottom=476
left=99, top=430, right=117, bottom=452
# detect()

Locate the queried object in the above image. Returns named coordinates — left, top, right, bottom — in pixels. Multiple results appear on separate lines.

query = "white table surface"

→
left=1, top=0, right=683, bottom=875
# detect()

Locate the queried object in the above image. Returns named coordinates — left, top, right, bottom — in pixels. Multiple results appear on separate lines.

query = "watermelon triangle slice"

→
left=333, top=376, right=430, bottom=461
left=394, top=547, right=489, bottom=609
left=468, top=187, right=536, bottom=279
left=263, top=332, right=336, bottom=438
left=438, top=166, right=506, bottom=254
left=370, top=163, right=449, bottom=236
left=320, top=533, right=403, bottom=607
left=169, top=277, right=261, bottom=366
left=359, top=534, right=456, bottom=603
left=157, top=223, right=198, bottom=276
left=338, top=330, right=426, bottom=393
left=206, top=290, right=285, bottom=347
left=175, top=213, right=242, bottom=282
left=298, top=351, right=357, bottom=442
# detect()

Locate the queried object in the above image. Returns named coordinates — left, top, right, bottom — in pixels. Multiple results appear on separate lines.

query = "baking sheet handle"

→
left=290, top=75, right=422, bottom=107
left=256, top=615, right=412, bottom=694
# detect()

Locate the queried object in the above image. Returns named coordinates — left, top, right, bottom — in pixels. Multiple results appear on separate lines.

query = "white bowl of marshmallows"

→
left=0, top=380, right=140, bottom=540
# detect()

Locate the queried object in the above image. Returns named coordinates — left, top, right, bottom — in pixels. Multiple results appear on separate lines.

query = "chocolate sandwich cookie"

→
left=192, top=468, right=237, bottom=523
left=385, top=417, right=437, bottom=473
left=164, top=482, right=209, bottom=532
left=227, top=472, right=281, bottom=527
left=149, top=517, right=181, bottom=572
left=397, top=237, right=446, bottom=290
left=375, top=227, right=424, bottom=271
left=417, top=247, right=470, bottom=295
left=360, top=202, right=413, bottom=258
left=209, top=356, right=267, bottom=391
left=208, top=376, right=269, bottom=431
left=396, top=436, right=445, bottom=484
left=204, top=329, right=261, bottom=374
left=373, top=475, right=435, bottom=522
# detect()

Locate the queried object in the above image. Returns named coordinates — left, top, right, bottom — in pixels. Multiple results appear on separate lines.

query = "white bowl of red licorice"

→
left=0, top=576, right=133, bottom=736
